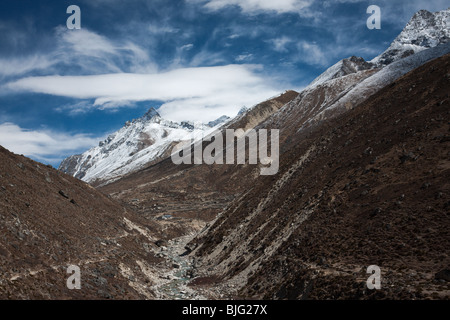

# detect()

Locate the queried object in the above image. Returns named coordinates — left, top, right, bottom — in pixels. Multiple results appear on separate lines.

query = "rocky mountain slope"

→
left=99, top=8, right=450, bottom=300
left=188, top=53, right=450, bottom=300
left=226, top=90, right=299, bottom=131
left=309, top=56, right=375, bottom=88
left=59, top=108, right=230, bottom=186
left=0, top=145, right=191, bottom=299
left=275, top=41, right=450, bottom=135
left=3, top=8, right=449, bottom=300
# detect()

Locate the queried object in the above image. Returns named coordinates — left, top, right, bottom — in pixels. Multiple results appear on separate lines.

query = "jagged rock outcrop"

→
left=371, top=8, right=449, bottom=66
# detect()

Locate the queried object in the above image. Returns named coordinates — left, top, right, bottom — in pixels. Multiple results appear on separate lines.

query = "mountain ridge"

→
left=60, top=8, right=450, bottom=188
left=188, top=52, right=450, bottom=300
left=371, top=7, right=449, bottom=66
left=59, top=109, right=231, bottom=186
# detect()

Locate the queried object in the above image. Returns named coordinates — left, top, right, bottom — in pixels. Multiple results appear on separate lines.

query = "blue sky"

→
left=0, top=0, right=448, bottom=166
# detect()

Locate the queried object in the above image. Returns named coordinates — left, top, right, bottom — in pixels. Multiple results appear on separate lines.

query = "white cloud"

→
left=148, top=24, right=180, bottom=34
left=58, top=28, right=117, bottom=58
left=0, top=55, right=54, bottom=78
left=158, top=84, right=277, bottom=122
left=270, top=36, right=293, bottom=52
left=0, top=27, right=156, bottom=78
left=227, top=34, right=240, bottom=39
left=54, top=101, right=100, bottom=116
left=6, top=64, right=280, bottom=122
left=0, top=122, right=100, bottom=164
left=235, top=54, right=253, bottom=62
left=180, top=43, right=194, bottom=51
left=189, top=50, right=227, bottom=66
left=55, top=27, right=156, bottom=74
left=197, top=0, right=314, bottom=14
left=297, top=41, right=328, bottom=66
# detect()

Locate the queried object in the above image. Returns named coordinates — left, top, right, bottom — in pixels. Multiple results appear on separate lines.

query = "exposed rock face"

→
left=189, top=53, right=450, bottom=300
left=371, top=8, right=450, bottom=66
left=208, top=116, right=231, bottom=128
left=58, top=154, right=83, bottom=178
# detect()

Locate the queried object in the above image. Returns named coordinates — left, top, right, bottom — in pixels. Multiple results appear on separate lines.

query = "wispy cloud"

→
left=235, top=54, right=253, bottom=62
left=54, top=101, right=96, bottom=116
left=6, top=64, right=280, bottom=122
left=297, top=41, right=328, bottom=66
left=147, top=24, right=180, bottom=35
left=180, top=43, right=195, bottom=51
left=0, top=55, right=54, bottom=79
left=0, top=27, right=156, bottom=79
left=0, top=122, right=100, bottom=165
left=54, top=27, right=157, bottom=74
left=269, top=36, right=293, bottom=52
left=158, top=84, right=277, bottom=122
left=193, top=0, right=314, bottom=14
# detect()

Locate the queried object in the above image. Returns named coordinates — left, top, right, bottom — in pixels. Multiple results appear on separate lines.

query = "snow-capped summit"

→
left=274, top=8, right=450, bottom=138
left=371, top=8, right=449, bottom=66
left=309, top=8, right=449, bottom=90
left=237, top=106, right=249, bottom=116
left=59, top=107, right=230, bottom=186
left=142, top=107, right=161, bottom=121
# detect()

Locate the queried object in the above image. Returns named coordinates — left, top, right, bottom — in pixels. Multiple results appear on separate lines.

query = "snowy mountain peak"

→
left=371, top=8, right=450, bottom=66
left=142, top=107, right=161, bottom=121
left=396, top=8, right=449, bottom=48
left=237, top=106, right=249, bottom=116
left=311, top=8, right=450, bottom=88
left=59, top=107, right=231, bottom=186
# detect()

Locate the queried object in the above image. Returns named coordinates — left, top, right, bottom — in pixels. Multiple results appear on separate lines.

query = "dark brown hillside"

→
left=189, top=54, right=450, bottom=299
left=0, top=146, right=167, bottom=299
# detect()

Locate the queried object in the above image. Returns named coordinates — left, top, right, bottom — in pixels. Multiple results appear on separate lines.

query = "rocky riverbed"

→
left=151, top=234, right=209, bottom=300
